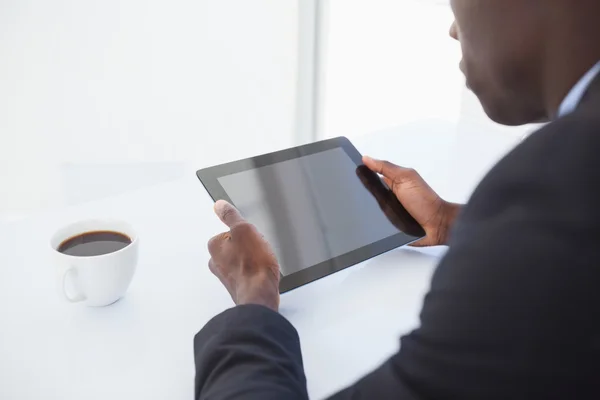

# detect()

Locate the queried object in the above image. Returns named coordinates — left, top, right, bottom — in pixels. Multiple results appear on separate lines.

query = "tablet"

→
left=196, top=136, right=425, bottom=293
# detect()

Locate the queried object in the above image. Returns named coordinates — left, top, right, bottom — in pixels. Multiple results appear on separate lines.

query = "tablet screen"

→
left=217, top=147, right=402, bottom=276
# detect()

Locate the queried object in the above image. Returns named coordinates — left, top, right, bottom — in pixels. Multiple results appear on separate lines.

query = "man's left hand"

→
left=207, top=200, right=280, bottom=312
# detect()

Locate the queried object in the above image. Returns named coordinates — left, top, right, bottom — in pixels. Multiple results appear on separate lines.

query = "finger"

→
left=362, top=156, right=401, bottom=179
left=379, top=166, right=419, bottom=193
left=383, top=176, right=395, bottom=191
left=214, top=200, right=245, bottom=228
left=208, top=258, right=235, bottom=301
left=408, top=236, right=436, bottom=247
left=208, top=258, right=226, bottom=281
left=356, top=166, right=392, bottom=212
left=408, top=238, right=429, bottom=247
left=381, top=202, right=399, bottom=223
left=355, top=165, right=379, bottom=195
left=208, top=258, right=219, bottom=275
left=207, top=232, right=230, bottom=256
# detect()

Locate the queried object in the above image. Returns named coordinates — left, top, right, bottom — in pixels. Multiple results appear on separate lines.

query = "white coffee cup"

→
left=50, top=219, right=139, bottom=307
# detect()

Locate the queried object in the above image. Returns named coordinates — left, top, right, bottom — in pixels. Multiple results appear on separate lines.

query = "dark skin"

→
left=207, top=0, right=600, bottom=311
left=354, top=164, right=427, bottom=239
left=450, top=0, right=600, bottom=124
left=208, top=200, right=280, bottom=311
left=360, top=157, right=461, bottom=247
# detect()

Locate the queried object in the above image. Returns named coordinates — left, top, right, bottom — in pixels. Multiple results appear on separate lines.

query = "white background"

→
left=0, top=0, right=536, bottom=221
left=0, top=0, right=299, bottom=219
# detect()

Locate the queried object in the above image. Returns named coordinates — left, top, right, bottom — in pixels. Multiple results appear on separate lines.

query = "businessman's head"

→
left=450, top=0, right=600, bottom=125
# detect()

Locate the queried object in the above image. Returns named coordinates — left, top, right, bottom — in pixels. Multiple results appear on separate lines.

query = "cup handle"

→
left=61, top=266, right=86, bottom=303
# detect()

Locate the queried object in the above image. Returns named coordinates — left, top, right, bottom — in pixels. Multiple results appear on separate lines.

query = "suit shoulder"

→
left=512, top=108, right=600, bottom=174
left=530, top=107, right=600, bottom=151
left=466, top=107, right=600, bottom=218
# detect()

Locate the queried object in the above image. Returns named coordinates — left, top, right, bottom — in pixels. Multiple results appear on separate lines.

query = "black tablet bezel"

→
left=196, top=136, right=424, bottom=293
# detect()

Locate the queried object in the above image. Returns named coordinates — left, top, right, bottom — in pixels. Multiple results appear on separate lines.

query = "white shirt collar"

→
left=557, top=61, right=600, bottom=118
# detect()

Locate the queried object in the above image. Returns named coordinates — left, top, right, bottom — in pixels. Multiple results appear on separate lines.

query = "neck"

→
left=541, top=8, right=600, bottom=118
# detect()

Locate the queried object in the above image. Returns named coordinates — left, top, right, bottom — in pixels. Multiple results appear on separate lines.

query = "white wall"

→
left=0, top=0, right=541, bottom=220
left=0, top=0, right=299, bottom=218
left=321, top=0, right=463, bottom=139
left=320, top=0, right=540, bottom=141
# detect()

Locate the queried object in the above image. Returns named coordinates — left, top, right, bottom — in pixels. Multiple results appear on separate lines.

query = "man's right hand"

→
left=363, top=156, right=461, bottom=247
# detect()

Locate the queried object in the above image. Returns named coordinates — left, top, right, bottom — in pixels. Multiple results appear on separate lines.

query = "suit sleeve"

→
left=194, top=305, right=419, bottom=400
left=194, top=304, right=308, bottom=400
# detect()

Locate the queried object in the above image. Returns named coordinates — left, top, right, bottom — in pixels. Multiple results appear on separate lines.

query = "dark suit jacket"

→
left=194, top=78, right=600, bottom=399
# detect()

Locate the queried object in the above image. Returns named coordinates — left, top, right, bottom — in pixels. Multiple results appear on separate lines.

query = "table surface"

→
left=0, top=120, right=520, bottom=399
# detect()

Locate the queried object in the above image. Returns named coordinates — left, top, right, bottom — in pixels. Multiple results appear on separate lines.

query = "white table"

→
left=0, top=121, right=520, bottom=399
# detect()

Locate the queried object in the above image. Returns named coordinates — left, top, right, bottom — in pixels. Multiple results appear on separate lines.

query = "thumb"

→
left=214, top=200, right=245, bottom=228
left=362, top=156, right=401, bottom=180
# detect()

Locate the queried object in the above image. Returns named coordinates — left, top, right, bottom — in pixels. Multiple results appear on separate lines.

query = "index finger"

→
left=214, top=200, right=245, bottom=227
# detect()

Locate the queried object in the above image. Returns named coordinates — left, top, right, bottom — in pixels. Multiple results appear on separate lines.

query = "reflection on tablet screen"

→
left=218, top=148, right=416, bottom=276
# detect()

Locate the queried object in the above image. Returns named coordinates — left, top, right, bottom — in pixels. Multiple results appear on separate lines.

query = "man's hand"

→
left=355, top=165, right=426, bottom=238
left=363, top=156, right=461, bottom=247
left=207, top=200, right=280, bottom=312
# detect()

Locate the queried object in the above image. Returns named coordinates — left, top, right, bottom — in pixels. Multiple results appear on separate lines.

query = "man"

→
left=195, top=0, right=600, bottom=398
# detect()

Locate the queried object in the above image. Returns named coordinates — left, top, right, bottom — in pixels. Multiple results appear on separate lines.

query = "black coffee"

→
left=58, top=231, right=132, bottom=257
